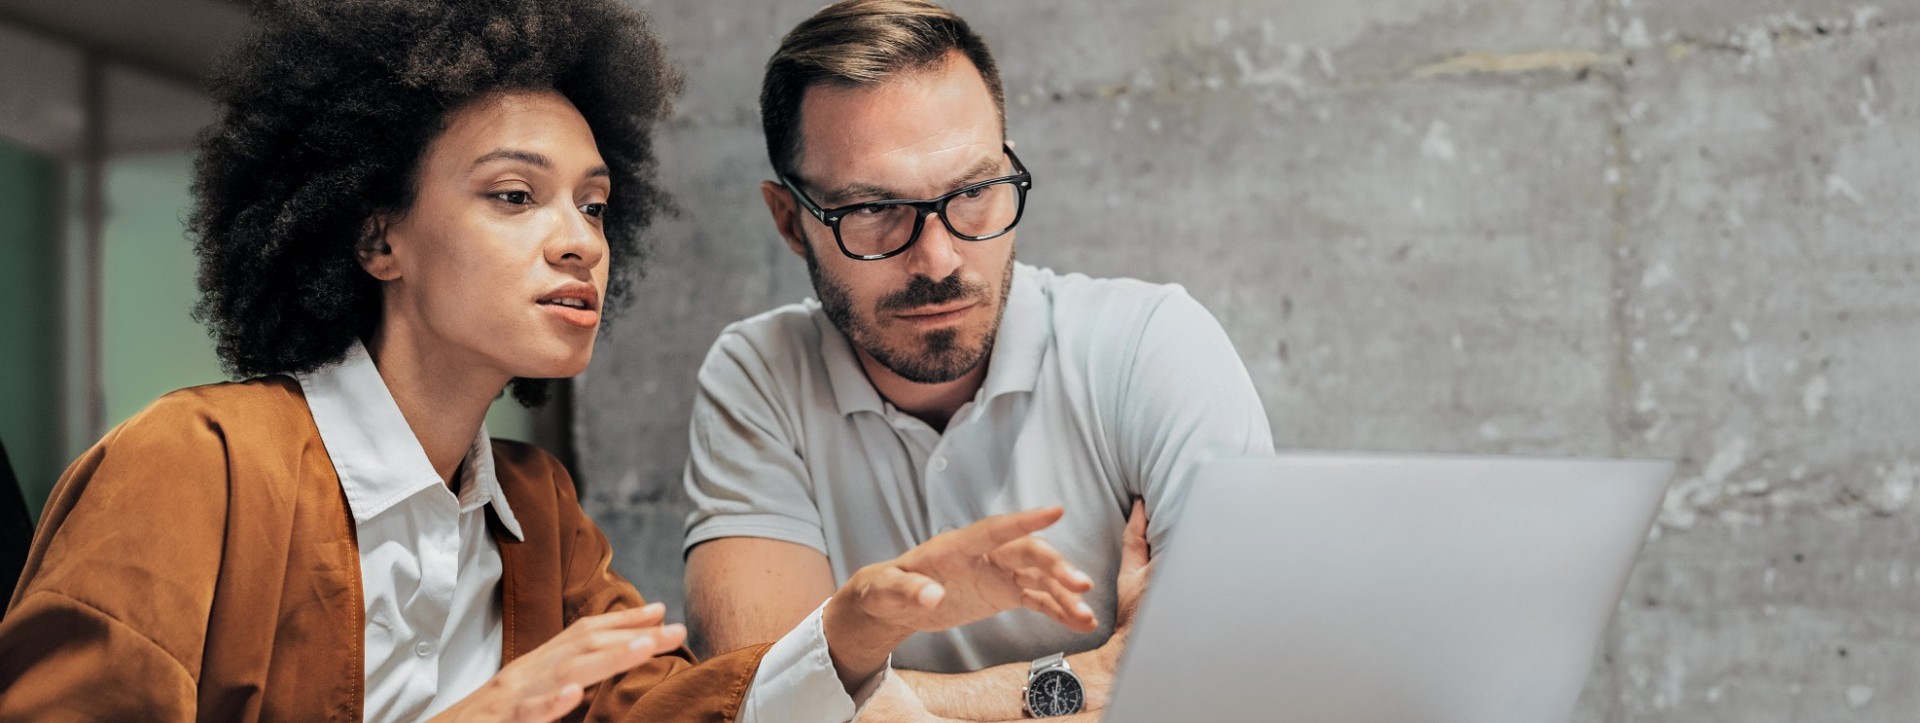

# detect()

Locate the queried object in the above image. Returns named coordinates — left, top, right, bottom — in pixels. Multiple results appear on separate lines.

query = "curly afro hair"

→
left=190, top=0, right=680, bottom=405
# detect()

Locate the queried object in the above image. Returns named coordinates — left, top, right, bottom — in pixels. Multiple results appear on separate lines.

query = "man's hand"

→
left=430, top=603, right=685, bottom=723
left=824, top=507, right=1098, bottom=692
left=874, top=500, right=1152, bottom=721
left=1091, top=498, right=1151, bottom=682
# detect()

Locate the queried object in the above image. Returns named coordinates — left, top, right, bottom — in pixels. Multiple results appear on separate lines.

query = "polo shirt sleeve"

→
left=1114, top=286, right=1275, bottom=553
left=682, top=330, right=828, bottom=556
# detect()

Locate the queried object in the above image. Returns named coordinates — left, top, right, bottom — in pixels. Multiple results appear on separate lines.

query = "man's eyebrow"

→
left=948, top=155, right=1005, bottom=188
left=818, top=181, right=895, bottom=207
left=816, top=154, right=1007, bottom=206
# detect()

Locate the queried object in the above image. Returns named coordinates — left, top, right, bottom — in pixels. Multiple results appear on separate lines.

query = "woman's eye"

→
left=493, top=190, right=533, bottom=205
left=581, top=202, right=607, bottom=218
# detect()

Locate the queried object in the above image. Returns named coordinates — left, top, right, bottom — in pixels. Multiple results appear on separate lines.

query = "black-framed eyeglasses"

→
left=779, top=144, right=1032, bottom=261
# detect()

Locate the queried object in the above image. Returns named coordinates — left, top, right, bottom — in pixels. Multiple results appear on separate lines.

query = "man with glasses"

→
left=681, top=1, right=1272, bottom=719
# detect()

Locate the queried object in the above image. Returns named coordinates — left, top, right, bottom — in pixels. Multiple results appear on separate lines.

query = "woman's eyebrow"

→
left=472, top=149, right=609, bottom=180
left=472, top=148, right=551, bottom=170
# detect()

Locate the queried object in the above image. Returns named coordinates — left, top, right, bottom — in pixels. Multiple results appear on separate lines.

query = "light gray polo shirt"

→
left=683, top=263, right=1273, bottom=673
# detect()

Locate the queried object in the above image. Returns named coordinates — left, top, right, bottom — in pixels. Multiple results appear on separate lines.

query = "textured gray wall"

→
left=575, top=1, right=1920, bottom=720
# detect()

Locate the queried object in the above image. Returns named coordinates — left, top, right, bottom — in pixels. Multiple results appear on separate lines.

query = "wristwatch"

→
left=1023, top=653, right=1085, bottom=717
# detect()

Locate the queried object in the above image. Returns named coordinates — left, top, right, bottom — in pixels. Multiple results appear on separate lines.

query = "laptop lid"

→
left=1104, top=453, right=1672, bottom=723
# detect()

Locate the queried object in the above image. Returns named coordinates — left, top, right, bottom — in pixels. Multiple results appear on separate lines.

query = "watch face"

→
left=1026, top=669, right=1084, bottom=717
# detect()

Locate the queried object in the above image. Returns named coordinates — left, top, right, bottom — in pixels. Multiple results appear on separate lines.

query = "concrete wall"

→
left=578, top=1, right=1920, bottom=720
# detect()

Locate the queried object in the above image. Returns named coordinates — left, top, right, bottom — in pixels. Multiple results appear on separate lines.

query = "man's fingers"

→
left=988, top=538, right=1093, bottom=592
left=1121, top=498, right=1150, bottom=570
left=1021, top=584, right=1098, bottom=633
left=869, top=565, right=945, bottom=612
left=1133, top=559, right=1156, bottom=582
left=1036, top=571, right=1097, bottom=629
left=1011, top=564, right=1098, bottom=631
left=1020, top=589, right=1070, bottom=623
left=951, top=507, right=1064, bottom=554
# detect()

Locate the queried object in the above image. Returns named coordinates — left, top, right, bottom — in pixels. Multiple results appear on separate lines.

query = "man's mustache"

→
left=878, top=273, right=985, bottom=312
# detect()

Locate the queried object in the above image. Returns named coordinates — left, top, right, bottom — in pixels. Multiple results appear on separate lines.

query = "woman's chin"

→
left=510, top=345, right=593, bottom=380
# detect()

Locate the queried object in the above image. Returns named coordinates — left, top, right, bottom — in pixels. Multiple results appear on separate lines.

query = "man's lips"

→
left=893, top=300, right=978, bottom=324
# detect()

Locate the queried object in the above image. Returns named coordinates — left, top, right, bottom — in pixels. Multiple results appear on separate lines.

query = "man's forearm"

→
left=898, top=648, right=1115, bottom=721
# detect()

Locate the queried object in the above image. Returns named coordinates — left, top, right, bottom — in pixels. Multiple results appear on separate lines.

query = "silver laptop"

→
left=1104, top=453, right=1672, bottom=723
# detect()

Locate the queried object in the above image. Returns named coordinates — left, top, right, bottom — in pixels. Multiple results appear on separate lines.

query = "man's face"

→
left=770, top=51, right=1017, bottom=384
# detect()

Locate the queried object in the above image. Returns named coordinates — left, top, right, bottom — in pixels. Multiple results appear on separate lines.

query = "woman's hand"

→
left=823, top=507, right=1097, bottom=690
left=430, top=602, right=686, bottom=722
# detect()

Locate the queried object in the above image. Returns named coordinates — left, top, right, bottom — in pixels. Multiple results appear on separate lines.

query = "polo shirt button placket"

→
left=415, top=640, right=435, bottom=658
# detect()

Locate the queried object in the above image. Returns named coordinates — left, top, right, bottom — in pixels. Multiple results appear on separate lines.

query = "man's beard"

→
left=806, top=249, right=1015, bottom=385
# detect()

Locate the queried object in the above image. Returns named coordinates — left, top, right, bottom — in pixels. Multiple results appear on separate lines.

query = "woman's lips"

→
left=538, top=300, right=600, bottom=328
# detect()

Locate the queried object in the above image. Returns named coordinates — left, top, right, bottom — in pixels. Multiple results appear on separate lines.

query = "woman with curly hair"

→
left=0, top=1, right=1099, bottom=720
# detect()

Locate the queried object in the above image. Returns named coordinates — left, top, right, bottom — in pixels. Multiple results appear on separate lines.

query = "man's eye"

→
left=961, top=187, right=985, bottom=199
left=581, top=202, right=607, bottom=218
left=493, top=190, right=533, bottom=205
left=854, top=204, right=888, bottom=215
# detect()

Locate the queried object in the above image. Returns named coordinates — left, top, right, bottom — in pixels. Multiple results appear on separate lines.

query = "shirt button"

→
left=415, top=641, right=435, bottom=657
left=931, top=457, right=948, bottom=472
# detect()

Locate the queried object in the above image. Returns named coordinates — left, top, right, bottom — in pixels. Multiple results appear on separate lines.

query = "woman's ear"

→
left=357, top=214, right=401, bottom=281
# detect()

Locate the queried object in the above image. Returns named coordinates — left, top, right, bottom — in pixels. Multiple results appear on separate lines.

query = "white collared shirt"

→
left=300, top=341, right=880, bottom=722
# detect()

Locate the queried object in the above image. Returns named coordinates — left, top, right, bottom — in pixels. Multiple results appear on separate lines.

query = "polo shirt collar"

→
left=818, top=262, right=1051, bottom=418
left=978, top=262, right=1049, bottom=402
left=295, top=339, right=525, bottom=540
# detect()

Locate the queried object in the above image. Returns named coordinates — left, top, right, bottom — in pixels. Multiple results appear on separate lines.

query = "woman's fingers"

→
left=513, top=682, right=583, bottom=723
left=441, top=605, right=680, bottom=723
left=547, top=623, right=686, bottom=692
left=573, top=602, right=667, bottom=633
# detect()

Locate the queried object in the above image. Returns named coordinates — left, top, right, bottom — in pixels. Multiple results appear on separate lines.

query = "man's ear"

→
left=760, top=180, right=810, bottom=260
left=356, top=214, right=401, bottom=282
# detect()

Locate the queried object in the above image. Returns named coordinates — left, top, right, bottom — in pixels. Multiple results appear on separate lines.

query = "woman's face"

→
left=362, top=89, right=612, bottom=382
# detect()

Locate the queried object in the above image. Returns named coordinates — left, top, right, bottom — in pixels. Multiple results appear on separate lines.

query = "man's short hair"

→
left=759, top=0, right=1005, bottom=179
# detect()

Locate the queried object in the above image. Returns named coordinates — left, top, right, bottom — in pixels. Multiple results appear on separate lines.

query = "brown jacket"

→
left=0, top=378, right=770, bottom=721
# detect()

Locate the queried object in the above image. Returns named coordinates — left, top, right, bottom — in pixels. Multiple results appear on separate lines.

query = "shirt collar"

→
left=295, top=340, right=524, bottom=540
left=977, top=262, right=1049, bottom=402
left=817, top=262, right=1051, bottom=418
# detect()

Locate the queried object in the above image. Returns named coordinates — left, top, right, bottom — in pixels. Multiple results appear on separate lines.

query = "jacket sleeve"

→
left=546, top=456, right=773, bottom=723
left=0, top=396, right=232, bottom=721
